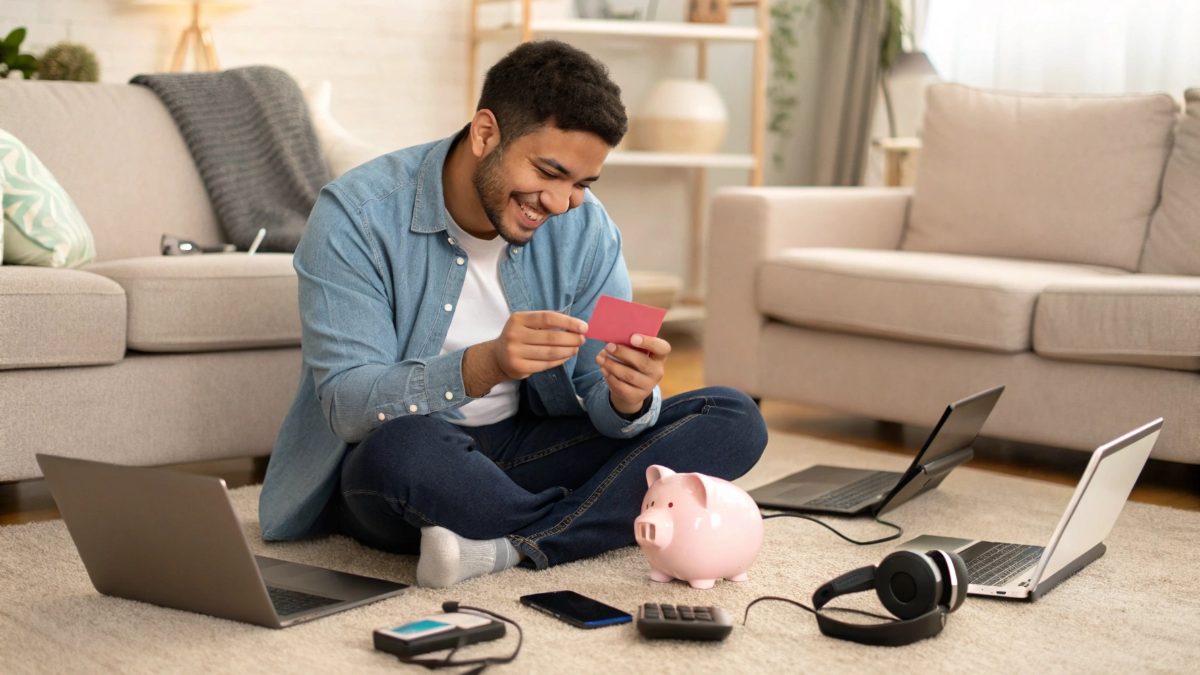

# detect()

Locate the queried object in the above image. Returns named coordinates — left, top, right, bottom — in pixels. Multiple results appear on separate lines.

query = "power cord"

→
left=762, top=512, right=904, bottom=545
left=742, top=595, right=894, bottom=625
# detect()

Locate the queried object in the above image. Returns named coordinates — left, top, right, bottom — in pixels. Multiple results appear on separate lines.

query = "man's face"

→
left=472, top=123, right=610, bottom=246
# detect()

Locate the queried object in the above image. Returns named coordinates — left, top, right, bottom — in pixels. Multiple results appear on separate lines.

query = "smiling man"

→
left=259, top=41, right=767, bottom=587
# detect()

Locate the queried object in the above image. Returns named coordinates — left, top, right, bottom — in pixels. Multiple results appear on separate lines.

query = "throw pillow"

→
left=302, top=80, right=385, bottom=178
left=1, top=128, right=96, bottom=268
left=1139, top=88, right=1200, bottom=275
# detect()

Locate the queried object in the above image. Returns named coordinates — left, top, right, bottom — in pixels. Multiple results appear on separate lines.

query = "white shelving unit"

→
left=468, top=0, right=769, bottom=321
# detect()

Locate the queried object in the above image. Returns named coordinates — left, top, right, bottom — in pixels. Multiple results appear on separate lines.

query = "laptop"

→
left=36, top=454, right=408, bottom=628
left=751, top=385, right=1004, bottom=516
left=898, top=418, right=1162, bottom=602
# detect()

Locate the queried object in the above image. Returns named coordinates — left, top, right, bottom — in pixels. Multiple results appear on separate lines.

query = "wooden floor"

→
left=2, top=325, right=1197, bottom=526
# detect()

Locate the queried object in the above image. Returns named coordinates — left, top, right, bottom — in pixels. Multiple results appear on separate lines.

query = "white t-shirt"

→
left=437, top=218, right=519, bottom=426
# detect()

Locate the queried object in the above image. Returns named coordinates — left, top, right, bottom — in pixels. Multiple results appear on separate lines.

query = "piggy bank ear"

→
left=685, top=473, right=715, bottom=509
left=646, top=465, right=675, bottom=487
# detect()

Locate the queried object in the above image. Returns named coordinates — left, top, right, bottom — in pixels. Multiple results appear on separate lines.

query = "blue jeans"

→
left=336, top=386, right=767, bottom=569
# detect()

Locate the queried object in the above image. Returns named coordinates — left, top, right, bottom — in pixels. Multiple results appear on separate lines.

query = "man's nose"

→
left=542, top=185, right=572, bottom=215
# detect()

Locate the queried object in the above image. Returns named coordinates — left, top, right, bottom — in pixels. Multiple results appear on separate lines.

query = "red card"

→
left=585, top=295, right=667, bottom=347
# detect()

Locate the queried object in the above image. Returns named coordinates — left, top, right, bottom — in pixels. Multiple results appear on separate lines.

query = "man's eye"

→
left=537, top=168, right=557, bottom=179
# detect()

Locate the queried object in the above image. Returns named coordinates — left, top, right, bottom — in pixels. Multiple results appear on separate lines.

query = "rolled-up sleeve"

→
left=571, top=204, right=661, bottom=439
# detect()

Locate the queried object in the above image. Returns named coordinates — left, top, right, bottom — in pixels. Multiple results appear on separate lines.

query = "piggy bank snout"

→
left=634, top=511, right=674, bottom=549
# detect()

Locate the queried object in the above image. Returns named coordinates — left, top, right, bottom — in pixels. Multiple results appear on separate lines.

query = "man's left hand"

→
left=596, top=334, right=671, bottom=417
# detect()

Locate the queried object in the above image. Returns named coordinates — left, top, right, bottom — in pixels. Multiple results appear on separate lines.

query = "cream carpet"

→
left=2, top=432, right=1197, bottom=674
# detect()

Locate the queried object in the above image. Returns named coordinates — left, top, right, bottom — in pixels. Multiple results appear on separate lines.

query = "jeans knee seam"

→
left=341, top=489, right=436, bottom=527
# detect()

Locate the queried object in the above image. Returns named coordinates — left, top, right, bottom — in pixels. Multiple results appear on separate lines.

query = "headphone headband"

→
left=809, top=550, right=966, bottom=647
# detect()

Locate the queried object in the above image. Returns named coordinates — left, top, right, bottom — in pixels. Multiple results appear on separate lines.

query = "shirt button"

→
left=447, top=237, right=457, bottom=246
left=509, top=248, right=520, bottom=257
left=444, top=391, right=453, bottom=400
left=377, top=412, right=386, bottom=421
left=456, top=256, right=465, bottom=265
left=444, top=303, right=453, bottom=312
left=408, top=404, right=418, bottom=413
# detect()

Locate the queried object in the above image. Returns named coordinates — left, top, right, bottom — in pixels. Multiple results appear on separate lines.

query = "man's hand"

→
left=464, top=311, right=587, bottom=397
left=596, top=333, right=671, bottom=417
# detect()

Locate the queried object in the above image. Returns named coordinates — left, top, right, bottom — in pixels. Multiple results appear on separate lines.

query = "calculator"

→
left=636, top=603, right=733, bottom=641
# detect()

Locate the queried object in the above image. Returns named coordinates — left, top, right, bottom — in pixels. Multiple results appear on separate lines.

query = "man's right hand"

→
left=464, top=311, right=588, bottom=397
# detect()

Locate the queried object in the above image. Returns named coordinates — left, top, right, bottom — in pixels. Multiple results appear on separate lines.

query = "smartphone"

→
left=519, top=590, right=633, bottom=629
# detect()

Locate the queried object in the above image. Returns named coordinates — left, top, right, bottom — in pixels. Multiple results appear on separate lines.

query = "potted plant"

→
left=0, top=27, right=38, bottom=79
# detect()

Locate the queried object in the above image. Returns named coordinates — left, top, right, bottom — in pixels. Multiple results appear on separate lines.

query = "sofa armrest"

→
left=703, top=187, right=911, bottom=395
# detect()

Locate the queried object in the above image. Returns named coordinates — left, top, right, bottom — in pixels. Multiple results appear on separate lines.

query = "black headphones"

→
left=811, top=549, right=968, bottom=647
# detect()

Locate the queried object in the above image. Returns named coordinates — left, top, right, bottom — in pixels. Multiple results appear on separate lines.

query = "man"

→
left=260, top=40, right=767, bottom=587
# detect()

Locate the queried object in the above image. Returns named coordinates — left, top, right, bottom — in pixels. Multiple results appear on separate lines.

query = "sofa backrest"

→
left=902, top=83, right=1178, bottom=271
left=1140, top=88, right=1200, bottom=275
left=0, top=81, right=222, bottom=262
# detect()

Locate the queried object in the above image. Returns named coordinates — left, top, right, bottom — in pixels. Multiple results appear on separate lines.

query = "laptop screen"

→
left=1033, top=422, right=1160, bottom=584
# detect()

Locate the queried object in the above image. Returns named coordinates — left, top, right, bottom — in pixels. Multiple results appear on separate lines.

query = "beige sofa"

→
left=0, top=81, right=303, bottom=482
left=705, top=83, right=1200, bottom=465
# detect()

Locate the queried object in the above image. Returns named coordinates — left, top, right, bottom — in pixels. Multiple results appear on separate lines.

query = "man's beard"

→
left=471, top=146, right=528, bottom=246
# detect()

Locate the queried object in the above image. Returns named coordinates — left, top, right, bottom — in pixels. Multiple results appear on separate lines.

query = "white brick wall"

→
left=0, top=0, right=468, bottom=150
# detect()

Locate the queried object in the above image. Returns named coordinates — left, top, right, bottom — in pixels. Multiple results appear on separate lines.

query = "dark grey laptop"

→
left=751, top=385, right=1004, bottom=516
left=899, top=418, right=1162, bottom=601
left=36, top=454, right=407, bottom=628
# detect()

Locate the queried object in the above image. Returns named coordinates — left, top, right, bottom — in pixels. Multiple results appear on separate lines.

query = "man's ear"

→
left=470, top=109, right=502, bottom=159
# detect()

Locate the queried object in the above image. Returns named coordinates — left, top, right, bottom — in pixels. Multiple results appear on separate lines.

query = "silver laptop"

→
left=899, top=418, right=1162, bottom=602
left=36, top=454, right=407, bottom=628
left=751, top=385, right=1004, bottom=516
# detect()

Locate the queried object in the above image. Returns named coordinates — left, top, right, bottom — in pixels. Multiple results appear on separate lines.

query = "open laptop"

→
left=898, top=418, right=1162, bottom=602
left=36, top=454, right=407, bottom=628
left=751, top=385, right=1004, bottom=516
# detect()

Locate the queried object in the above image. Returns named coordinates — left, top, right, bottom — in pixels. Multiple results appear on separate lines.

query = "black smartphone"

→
left=519, top=590, right=632, bottom=629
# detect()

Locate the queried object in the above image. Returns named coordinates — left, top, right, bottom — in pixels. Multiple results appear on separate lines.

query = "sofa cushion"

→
left=903, top=84, right=1178, bottom=271
left=1033, top=276, right=1200, bottom=371
left=85, top=254, right=300, bottom=352
left=1141, top=89, right=1200, bottom=275
left=0, top=266, right=125, bottom=369
left=1, top=128, right=96, bottom=268
left=0, top=81, right=222, bottom=261
left=757, top=248, right=1124, bottom=353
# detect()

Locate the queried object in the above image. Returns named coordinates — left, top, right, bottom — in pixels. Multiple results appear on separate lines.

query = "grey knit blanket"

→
left=131, top=66, right=330, bottom=252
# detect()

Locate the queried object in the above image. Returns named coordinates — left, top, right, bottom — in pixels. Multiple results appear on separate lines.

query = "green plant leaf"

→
left=5, top=27, right=26, bottom=50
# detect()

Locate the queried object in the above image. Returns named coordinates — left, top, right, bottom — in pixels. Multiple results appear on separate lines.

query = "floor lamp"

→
left=133, top=1, right=247, bottom=72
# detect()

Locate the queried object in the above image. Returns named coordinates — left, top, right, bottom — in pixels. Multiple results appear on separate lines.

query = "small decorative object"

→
left=37, top=42, right=100, bottom=82
left=0, top=27, right=38, bottom=79
left=634, top=465, right=764, bottom=589
left=631, top=78, right=728, bottom=154
left=688, top=0, right=729, bottom=23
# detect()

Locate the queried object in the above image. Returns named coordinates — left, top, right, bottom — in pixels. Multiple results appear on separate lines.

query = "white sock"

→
left=416, top=526, right=521, bottom=588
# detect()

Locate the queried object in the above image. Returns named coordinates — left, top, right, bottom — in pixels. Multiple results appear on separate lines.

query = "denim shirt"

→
left=259, top=131, right=661, bottom=540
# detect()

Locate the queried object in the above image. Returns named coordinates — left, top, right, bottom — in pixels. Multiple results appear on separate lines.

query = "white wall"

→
left=1, top=0, right=767, bottom=288
left=1, top=0, right=468, bottom=150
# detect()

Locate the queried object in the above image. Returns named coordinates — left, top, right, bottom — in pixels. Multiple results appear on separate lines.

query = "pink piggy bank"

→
left=633, top=465, right=764, bottom=589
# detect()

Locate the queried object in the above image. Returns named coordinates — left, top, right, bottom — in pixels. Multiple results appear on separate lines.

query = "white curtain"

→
left=922, top=0, right=1200, bottom=95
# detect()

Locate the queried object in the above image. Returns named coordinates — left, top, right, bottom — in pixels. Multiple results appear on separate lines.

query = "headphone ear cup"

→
left=875, top=550, right=941, bottom=621
left=925, top=549, right=968, bottom=613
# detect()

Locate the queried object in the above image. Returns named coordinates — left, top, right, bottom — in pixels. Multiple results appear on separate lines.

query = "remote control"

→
left=636, top=603, right=733, bottom=641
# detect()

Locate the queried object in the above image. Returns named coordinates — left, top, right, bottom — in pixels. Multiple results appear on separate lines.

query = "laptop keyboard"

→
left=963, top=542, right=1045, bottom=587
left=267, top=586, right=341, bottom=616
left=803, top=471, right=900, bottom=510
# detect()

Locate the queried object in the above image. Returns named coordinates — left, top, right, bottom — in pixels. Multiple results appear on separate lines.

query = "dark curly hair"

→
left=477, top=40, right=628, bottom=147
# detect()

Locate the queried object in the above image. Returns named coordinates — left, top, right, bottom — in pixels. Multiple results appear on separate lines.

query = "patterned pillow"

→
left=1, top=128, right=96, bottom=268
